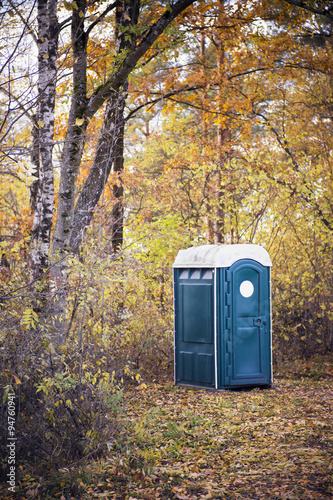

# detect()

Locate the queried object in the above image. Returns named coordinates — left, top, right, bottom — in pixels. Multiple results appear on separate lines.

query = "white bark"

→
left=31, top=0, right=58, bottom=276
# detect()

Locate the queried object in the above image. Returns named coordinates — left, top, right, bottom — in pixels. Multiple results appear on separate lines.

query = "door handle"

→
left=253, top=316, right=266, bottom=326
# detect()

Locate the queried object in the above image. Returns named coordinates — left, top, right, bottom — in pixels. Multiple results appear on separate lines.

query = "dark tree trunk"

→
left=111, top=114, right=125, bottom=253
left=69, top=84, right=128, bottom=254
left=52, top=0, right=195, bottom=258
left=52, top=0, right=88, bottom=256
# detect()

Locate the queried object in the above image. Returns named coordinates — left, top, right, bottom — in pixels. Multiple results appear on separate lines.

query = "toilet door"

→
left=226, top=259, right=271, bottom=386
left=174, top=268, right=215, bottom=388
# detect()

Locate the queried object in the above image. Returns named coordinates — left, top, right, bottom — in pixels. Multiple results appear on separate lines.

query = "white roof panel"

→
left=173, top=244, right=272, bottom=268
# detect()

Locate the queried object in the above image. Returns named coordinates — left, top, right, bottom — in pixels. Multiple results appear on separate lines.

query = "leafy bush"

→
left=272, top=233, right=333, bottom=364
left=1, top=331, right=124, bottom=479
left=0, top=247, right=125, bottom=479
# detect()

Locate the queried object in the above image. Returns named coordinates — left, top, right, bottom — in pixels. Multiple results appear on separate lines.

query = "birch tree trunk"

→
left=30, top=0, right=58, bottom=277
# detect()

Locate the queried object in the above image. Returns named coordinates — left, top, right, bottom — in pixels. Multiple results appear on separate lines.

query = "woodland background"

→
left=0, top=0, right=332, bottom=492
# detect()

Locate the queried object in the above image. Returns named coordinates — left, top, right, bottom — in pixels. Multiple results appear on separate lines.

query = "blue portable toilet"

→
left=173, top=244, right=272, bottom=389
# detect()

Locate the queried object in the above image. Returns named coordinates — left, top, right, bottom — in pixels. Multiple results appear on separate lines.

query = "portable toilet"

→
left=173, top=244, right=272, bottom=389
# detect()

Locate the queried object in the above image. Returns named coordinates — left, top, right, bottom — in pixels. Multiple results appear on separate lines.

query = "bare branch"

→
left=0, top=0, right=37, bottom=75
left=257, top=111, right=333, bottom=231
left=0, top=85, right=35, bottom=122
left=283, top=0, right=333, bottom=22
left=86, top=0, right=121, bottom=36
left=7, top=0, right=38, bottom=44
left=0, top=168, right=24, bottom=181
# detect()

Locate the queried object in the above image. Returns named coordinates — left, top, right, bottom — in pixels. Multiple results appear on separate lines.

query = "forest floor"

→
left=3, top=358, right=333, bottom=499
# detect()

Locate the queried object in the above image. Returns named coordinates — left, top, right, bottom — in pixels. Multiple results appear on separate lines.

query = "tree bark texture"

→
left=30, top=0, right=58, bottom=276
left=52, top=0, right=88, bottom=257
left=69, top=83, right=128, bottom=254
